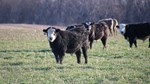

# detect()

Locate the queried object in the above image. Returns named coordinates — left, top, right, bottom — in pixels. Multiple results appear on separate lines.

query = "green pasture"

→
left=0, top=24, right=149, bottom=84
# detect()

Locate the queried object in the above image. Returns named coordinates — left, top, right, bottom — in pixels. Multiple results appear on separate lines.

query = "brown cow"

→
left=89, top=22, right=109, bottom=49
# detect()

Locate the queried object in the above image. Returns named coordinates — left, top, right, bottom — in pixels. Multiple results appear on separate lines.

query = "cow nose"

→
left=87, top=27, right=91, bottom=31
left=121, top=31, right=124, bottom=34
left=50, top=37, right=52, bottom=40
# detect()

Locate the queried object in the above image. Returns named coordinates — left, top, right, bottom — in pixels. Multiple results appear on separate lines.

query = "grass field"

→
left=0, top=24, right=150, bottom=84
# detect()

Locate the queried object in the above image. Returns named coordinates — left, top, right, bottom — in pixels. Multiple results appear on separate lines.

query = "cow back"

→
left=125, top=22, right=150, bottom=40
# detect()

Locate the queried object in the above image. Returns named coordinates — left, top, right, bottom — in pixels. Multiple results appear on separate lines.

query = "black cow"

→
left=117, top=23, right=150, bottom=48
left=43, top=27, right=88, bottom=64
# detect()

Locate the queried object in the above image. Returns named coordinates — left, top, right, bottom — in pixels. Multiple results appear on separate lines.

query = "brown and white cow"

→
left=113, top=19, right=118, bottom=36
left=98, top=18, right=118, bottom=36
left=117, top=22, right=150, bottom=48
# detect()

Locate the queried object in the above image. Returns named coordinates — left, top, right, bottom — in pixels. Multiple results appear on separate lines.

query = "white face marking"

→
left=88, top=25, right=92, bottom=32
left=85, top=22, right=89, bottom=25
left=86, top=22, right=93, bottom=32
left=119, top=24, right=126, bottom=35
left=47, top=28, right=57, bottom=42
left=85, top=22, right=92, bottom=26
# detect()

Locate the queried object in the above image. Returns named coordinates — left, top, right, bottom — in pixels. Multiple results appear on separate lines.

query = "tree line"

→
left=0, top=0, right=150, bottom=25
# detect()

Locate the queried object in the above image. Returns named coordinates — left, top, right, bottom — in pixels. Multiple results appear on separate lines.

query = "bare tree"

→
left=0, top=0, right=149, bottom=25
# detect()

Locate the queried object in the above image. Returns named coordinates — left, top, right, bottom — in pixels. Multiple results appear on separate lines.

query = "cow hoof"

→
left=84, top=62, right=88, bottom=64
left=77, top=62, right=81, bottom=64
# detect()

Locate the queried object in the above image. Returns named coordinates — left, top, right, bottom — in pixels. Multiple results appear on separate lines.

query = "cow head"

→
left=116, top=24, right=126, bottom=35
left=66, top=25, right=76, bottom=30
left=82, top=22, right=95, bottom=32
left=43, top=27, right=60, bottom=42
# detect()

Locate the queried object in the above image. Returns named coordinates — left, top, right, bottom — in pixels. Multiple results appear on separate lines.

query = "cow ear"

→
left=91, top=22, right=95, bottom=25
left=116, top=25, right=119, bottom=28
left=43, top=29, right=47, bottom=32
left=55, top=29, right=60, bottom=32
left=43, top=29, right=47, bottom=35
left=82, top=23, right=86, bottom=25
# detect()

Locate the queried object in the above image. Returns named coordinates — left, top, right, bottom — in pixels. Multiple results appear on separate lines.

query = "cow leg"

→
left=59, top=56, right=64, bottom=64
left=82, top=47, right=88, bottom=64
left=113, top=28, right=115, bottom=36
left=133, top=40, right=137, bottom=48
left=148, top=38, right=150, bottom=48
left=129, top=38, right=134, bottom=48
left=59, top=52, right=65, bottom=64
left=54, top=53, right=59, bottom=64
left=101, top=36, right=107, bottom=49
left=90, top=40, right=94, bottom=49
left=109, top=27, right=113, bottom=36
left=114, top=28, right=117, bottom=36
left=75, top=50, right=81, bottom=64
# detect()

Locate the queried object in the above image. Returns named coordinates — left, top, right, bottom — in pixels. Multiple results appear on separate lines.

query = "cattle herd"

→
left=43, top=18, right=150, bottom=64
